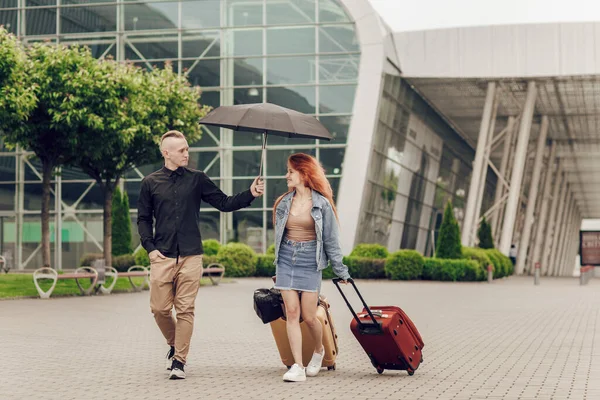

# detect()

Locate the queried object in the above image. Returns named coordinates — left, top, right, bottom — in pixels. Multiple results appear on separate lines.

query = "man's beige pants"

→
left=150, top=255, right=203, bottom=364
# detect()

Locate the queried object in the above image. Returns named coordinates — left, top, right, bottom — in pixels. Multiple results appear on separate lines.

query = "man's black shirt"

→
left=137, top=166, right=255, bottom=257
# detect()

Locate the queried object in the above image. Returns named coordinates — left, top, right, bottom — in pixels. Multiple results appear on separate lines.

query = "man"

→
left=509, top=243, right=517, bottom=266
left=137, top=130, right=264, bottom=380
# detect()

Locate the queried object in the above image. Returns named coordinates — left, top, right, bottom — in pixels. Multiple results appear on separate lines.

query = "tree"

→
left=477, top=217, right=494, bottom=249
left=436, top=201, right=462, bottom=259
left=73, top=61, right=209, bottom=266
left=111, top=188, right=132, bottom=256
left=2, top=42, right=102, bottom=268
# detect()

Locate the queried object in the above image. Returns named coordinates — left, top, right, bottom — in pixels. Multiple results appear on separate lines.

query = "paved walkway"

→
left=1, top=276, right=599, bottom=400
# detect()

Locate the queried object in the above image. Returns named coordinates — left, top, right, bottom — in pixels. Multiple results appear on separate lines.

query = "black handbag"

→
left=253, top=287, right=284, bottom=324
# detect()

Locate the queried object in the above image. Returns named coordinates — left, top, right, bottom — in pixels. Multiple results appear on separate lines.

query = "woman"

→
left=272, top=153, right=351, bottom=382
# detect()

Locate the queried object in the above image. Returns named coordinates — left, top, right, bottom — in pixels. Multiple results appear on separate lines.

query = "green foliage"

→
left=436, top=201, right=462, bottom=259
left=385, top=250, right=424, bottom=280
left=267, top=244, right=276, bottom=255
left=486, top=249, right=512, bottom=278
left=349, top=243, right=389, bottom=259
left=202, top=239, right=221, bottom=256
left=112, top=188, right=132, bottom=256
left=202, top=255, right=219, bottom=267
left=423, top=258, right=483, bottom=281
left=343, top=256, right=387, bottom=279
left=79, top=253, right=104, bottom=267
left=477, top=217, right=494, bottom=249
left=112, top=254, right=136, bottom=273
left=216, top=243, right=257, bottom=277
left=255, top=254, right=276, bottom=277
left=134, top=247, right=150, bottom=267
left=461, top=247, right=491, bottom=280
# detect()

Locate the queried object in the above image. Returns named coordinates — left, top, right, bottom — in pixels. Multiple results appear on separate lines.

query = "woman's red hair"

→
left=273, top=153, right=338, bottom=225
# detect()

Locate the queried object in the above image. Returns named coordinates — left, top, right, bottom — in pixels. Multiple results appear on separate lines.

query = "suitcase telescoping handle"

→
left=332, top=278, right=381, bottom=331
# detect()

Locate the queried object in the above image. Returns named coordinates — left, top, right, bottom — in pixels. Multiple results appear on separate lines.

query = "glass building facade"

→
left=0, top=0, right=495, bottom=269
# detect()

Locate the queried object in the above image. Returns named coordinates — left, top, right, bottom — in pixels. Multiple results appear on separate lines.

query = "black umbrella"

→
left=198, top=102, right=333, bottom=177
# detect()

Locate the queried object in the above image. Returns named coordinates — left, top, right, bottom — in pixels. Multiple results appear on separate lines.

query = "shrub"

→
left=462, top=247, right=491, bottom=280
left=267, top=244, right=275, bottom=255
left=349, top=244, right=389, bottom=259
left=203, top=255, right=219, bottom=267
left=216, top=243, right=257, bottom=277
left=343, top=256, right=386, bottom=279
left=486, top=249, right=512, bottom=278
left=134, top=247, right=150, bottom=267
left=79, top=253, right=103, bottom=267
left=385, top=250, right=424, bottom=280
left=256, top=254, right=276, bottom=277
left=484, top=249, right=503, bottom=278
left=477, top=217, right=494, bottom=249
left=423, top=258, right=482, bottom=281
left=202, top=239, right=221, bottom=256
left=112, top=254, right=136, bottom=272
left=436, top=201, right=462, bottom=259
left=111, top=188, right=132, bottom=256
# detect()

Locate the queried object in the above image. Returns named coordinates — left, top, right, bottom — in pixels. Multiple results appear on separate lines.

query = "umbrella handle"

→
left=258, top=132, right=267, bottom=180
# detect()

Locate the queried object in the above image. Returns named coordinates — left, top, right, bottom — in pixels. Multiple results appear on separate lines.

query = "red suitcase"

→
left=333, top=278, right=424, bottom=375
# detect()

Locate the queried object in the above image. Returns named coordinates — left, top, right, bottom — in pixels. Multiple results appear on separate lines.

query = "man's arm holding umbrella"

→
left=199, top=172, right=264, bottom=211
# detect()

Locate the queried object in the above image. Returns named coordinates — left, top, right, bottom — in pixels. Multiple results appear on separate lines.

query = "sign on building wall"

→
left=580, top=231, right=600, bottom=266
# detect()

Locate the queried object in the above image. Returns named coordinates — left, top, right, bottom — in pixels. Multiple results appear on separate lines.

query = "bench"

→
left=202, top=263, right=225, bottom=285
left=33, top=266, right=99, bottom=299
left=99, top=265, right=149, bottom=294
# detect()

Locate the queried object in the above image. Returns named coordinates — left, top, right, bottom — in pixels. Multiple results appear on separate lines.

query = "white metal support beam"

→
left=491, top=116, right=516, bottom=235
left=541, top=168, right=564, bottom=275
left=516, top=116, right=549, bottom=275
left=500, top=81, right=537, bottom=257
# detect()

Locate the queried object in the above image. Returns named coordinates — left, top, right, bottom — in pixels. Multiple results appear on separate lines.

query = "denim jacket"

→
left=273, top=189, right=351, bottom=281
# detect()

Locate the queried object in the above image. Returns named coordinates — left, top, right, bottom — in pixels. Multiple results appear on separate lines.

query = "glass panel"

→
left=190, top=151, right=220, bottom=175
left=357, top=210, right=393, bottom=245
left=193, top=125, right=221, bottom=148
left=233, top=150, right=261, bottom=177
left=26, top=0, right=55, bottom=5
left=329, top=177, right=340, bottom=200
left=266, top=0, right=315, bottom=25
left=319, top=25, right=359, bottom=53
left=319, top=148, right=344, bottom=176
left=234, top=58, right=263, bottom=86
left=232, top=210, right=263, bottom=252
left=227, top=0, right=263, bottom=27
left=319, top=54, right=359, bottom=82
left=0, top=184, right=15, bottom=211
left=26, top=8, right=57, bottom=35
left=267, top=56, right=315, bottom=85
left=0, top=10, right=16, bottom=34
left=181, top=0, right=220, bottom=29
left=230, top=29, right=262, bottom=56
left=234, top=87, right=264, bottom=105
left=319, top=84, right=356, bottom=114
left=63, top=182, right=104, bottom=210
left=23, top=183, right=54, bottom=211
left=82, top=42, right=116, bottom=59
left=266, top=85, right=316, bottom=114
left=319, top=115, right=350, bottom=144
left=124, top=180, right=141, bottom=209
left=60, top=5, right=117, bottom=34
left=124, top=3, right=178, bottom=31
left=0, top=217, right=16, bottom=270
left=266, top=177, right=289, bottom=206
left=0, top=0, right=17, bottom=7
left=199, top=211, right=220, bottom=240
left=181, top=34, right=220, bottom=58
left=64, top=0, right=116, bottom=3
left=267, top=27, right=315, bottom=55
left=319, top=0, right=351, bottom=23
left=266, top=148, right=315, bottom=176
left=232, top=178, right=260, bottom=208
left=232, top=129, right=263, bottom=147
left=184, top=59, right=220, bottom=88
left=125, top=37, right=178, bottom=60
left=0, top=156, right=15, bottom=183
left=135, top=161, right=164, bottom=177
left=199, top=90, right=220, bottom=109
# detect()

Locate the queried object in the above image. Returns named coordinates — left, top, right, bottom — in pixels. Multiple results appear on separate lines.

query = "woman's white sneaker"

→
left=306, top=349, right=325, bottom=377
left=283, top=364, right=306, bottom=382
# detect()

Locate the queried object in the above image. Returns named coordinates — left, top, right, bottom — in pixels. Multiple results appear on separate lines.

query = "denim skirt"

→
left=274, top=238, right=322, bottom=293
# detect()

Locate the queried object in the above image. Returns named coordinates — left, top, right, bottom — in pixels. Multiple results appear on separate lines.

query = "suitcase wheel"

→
left=327, top=364, right=336, bottom=371
left=376, top=366, right=384, bottom=374
left=286, top=365, right=291, bottom=370
left=407, top=369, right=414, bottom=376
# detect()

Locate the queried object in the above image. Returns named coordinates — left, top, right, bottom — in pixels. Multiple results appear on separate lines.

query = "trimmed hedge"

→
left=134, top=247, right=150, bottom=267
left=267, top=244, right=275, bottom=255
left=79, top=253, right=103, bottom=267
left=485, top=249, right=513, bottom=278
left=461, top=247, right=491, bottom=280
left=112, top=254, right=136, bottom=272
left=202, top=239, right=221, bottom=256
left=385, top=250, right=424, bottom=280
left=350, top=244, right=389, bottom=259
left=216, top=243, right=257, bottom=277
left=203, top=255, right=219, bottom=267
left=423, top=258, right=482, bottom=281
left=345, top=256, right=386, bottom=279
left=256, top=254, right=276, bottom=277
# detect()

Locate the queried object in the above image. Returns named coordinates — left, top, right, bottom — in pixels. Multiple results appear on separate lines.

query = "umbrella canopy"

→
left=198, top=102, right=333, bottom=140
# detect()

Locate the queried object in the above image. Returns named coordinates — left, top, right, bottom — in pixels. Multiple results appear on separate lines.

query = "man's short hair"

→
left=160, top=130, right=186, bottom=150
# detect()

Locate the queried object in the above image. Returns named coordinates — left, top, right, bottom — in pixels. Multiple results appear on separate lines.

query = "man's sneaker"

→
left=169, top=359, right=186, bottom=380
left=165, top=346, right=175, bottom=370
left=306, top=348, right=325, bottom=377
left=283, top=364, right=306, bottom=382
